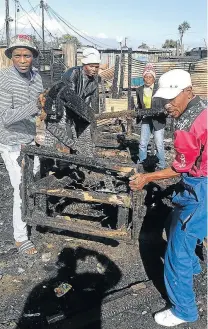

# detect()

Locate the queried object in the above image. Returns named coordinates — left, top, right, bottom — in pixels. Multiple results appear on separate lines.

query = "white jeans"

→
left=0, top=143, right=39, bottom=242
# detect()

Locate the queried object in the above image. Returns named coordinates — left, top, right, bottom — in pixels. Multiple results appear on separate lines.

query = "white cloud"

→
left=81, top=30, right=90, bottom=36
left=96, top=33, right=108, bottom=39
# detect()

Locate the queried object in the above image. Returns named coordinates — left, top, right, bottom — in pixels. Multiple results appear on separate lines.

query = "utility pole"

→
left=5, top=0, right=10, bottom=46
left=14, top=0, right=17, bottom=35
left=14, top=0, right=19, bottom=35
left=40, top=0, right=45, bottom=50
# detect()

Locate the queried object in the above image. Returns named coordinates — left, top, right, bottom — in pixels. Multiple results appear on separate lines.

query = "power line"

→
left=47, top=6, right=99, bottom=47
left=27, top=0, right=38, bottom=16
left=48, top=5, right=112, bottom=48
left=17, top=4, right=39, bottom=21
left=44, top=5, right=64, bottom=37
left=15, top=0, right=55, bottom=41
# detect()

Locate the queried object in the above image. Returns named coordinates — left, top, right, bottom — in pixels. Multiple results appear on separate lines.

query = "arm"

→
left=0, top=86, right=39, bottom=127
left=129, top=167, right=180, bottom=191
left=136, top=88, right=142, bottom=109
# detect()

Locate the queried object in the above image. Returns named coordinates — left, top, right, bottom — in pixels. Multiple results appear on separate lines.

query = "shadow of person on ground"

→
left=17, top=246, right=122, bottom=329
left=138, top=182, right=174, bottom=300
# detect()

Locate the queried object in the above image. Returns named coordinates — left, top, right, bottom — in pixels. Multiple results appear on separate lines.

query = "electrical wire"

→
left=17, top=3, right=39, bottom=21
left=27, top=0, right=39, bottom=16
left=47, top=6, right=99, bottom=47
left=49, top=6, right=111, bottom=47
left=44, top=5, right=64, bottom=37
left=48, top=5, right=111, bottom=48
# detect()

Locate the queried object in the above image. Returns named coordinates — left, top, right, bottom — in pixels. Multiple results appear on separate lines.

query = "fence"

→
left=0, top=47, right=12, bottom=69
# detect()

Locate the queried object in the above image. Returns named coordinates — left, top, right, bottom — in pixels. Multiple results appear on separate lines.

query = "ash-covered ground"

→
left=0, top=141, right=207, bottom=329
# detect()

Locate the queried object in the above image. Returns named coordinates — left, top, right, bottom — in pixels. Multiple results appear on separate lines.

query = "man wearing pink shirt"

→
left=130, top=69, right=207, bottom=327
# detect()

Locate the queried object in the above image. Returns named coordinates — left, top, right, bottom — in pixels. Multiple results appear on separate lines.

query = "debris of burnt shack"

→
left=21, top=81, right=174, bottom=244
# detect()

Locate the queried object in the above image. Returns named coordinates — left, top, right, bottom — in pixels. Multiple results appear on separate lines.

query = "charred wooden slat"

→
left=117, top=207, right=129, bottom=229
left=21, top=154, right=35, bottom=221
left=96, top=150, right=130, bottom=159
left=96, top=108, right=167, bottom=121
left=26, top=212, right=130, bottom=240
left=131, top=191, right=147, bottom=243
left=112, top=55, right=119, bottom=99
left=30, top=187, right=131, bottom=208
left=21, top=145, right=135, bottom=174
left=96, top=110, right=137, bottom=121
left=29, top=174, right=73, bottom=192
left=126, top=118, right=132, bottom=136
left=118, top=51, right=125, bottom=97
left=128, top=48, right=132, bottom=110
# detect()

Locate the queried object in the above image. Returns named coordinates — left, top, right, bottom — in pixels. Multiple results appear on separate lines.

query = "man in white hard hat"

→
left=62, top=47, right=100, bottom=106
left=129, top=69, right=207, bottom=327
left=0, top=35, right=43, bottom=255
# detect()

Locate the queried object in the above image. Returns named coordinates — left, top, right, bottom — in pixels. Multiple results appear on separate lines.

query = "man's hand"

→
left=129, top=167, right=180, bottom=191
left=37, top=89, right=48, bottom=109
left=37, top=90, right=49, bottom=120
left=129, top=173, right=149, bottom=191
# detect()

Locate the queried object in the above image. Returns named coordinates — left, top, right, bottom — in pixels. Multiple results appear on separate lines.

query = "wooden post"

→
left=62, top=41, right=77, bottom=69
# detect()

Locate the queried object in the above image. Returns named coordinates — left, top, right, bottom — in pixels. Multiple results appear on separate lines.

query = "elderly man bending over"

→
left=130, top=69, right=207, bottom=327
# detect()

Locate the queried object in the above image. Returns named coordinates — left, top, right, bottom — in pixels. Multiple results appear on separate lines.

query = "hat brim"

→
left=153, top=87, right=182, bottom=99
left=5, top=46, right=39, bottom=59
left=82, top=58, right=101, bottom=64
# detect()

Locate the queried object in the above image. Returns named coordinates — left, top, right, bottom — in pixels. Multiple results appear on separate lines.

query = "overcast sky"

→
left=0, top=0, right=207, bottom=49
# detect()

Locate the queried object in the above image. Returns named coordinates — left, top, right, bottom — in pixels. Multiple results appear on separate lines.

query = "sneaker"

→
left=154, top=309, right=186, bottom=327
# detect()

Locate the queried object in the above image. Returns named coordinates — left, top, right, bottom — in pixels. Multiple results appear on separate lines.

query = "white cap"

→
left=153, top=69, right=192, bottom=99
left=81, top=48, right=101, bottom=65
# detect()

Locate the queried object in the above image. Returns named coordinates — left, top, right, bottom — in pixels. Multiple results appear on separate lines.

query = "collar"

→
left=12, top=66, right=38, bottom=82
left=144, top=83, right=154, bottom=89
left=186, top=95, right=200, bottom=110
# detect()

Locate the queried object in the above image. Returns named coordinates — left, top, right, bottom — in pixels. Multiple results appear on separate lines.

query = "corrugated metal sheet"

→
left=122, top=59, right=192, bottom=88
left=100, top=50, right=172, bottom=66
left=191, top=58, right=207, bottom=97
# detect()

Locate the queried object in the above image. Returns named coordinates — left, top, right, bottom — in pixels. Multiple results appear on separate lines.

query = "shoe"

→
left=154, top=309, right=186, bottom=327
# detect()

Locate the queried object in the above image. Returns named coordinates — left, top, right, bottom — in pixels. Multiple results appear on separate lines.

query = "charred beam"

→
left=112, top=55, right=120, bottom=99
left=100, top=78, right=106, bottom=112
left=21, top=154, right=35, bottom=221
left=30, top=187, right=131, bottom=208
left=127, top=48, right=132, bottom=110
left=21, top=145, right=135, bottom=174
left=26, top=212, right=130, bottom=240
left=96, top=150, right=130, bottom=159
left=131, top=191, right=147, bottom=243
left=118, top=51, right=125, bottom=97
left=96, top=108, right=167, bottom=121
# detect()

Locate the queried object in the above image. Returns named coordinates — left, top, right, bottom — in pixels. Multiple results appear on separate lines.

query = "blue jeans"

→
left=138, top=123, right=165, bottom=168
left=165, top=175, right=207, bottom=322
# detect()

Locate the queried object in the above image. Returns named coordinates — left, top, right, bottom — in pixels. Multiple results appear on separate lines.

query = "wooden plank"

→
left=31, top=187, right=132, bottom=208
left=27, top=212, right=130, bottom=240
left=21, top=145, right=135, bottom=174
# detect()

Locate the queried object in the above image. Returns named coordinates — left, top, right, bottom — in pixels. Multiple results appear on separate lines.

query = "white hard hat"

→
left=153, top=69, right=192, bottom=99
left=81, top=48, right=101, bottom=64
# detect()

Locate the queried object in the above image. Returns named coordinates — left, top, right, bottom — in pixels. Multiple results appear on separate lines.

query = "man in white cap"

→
left=62, top=47, right=100, bottom=106
left=0, top=35, right=43, bottom=255
left=129, top=69, right=207, bottom=326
